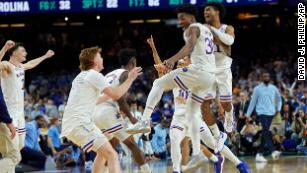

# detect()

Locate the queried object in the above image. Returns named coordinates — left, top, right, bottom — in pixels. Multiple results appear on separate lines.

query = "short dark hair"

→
left=118, top=48, right=136, bottom=66
left=205, top=2, right=226, bottom=20
left=261, top=69, right=269, bottom=75
left=34, top=115, right=44, bottom=121
left=176, top=4, right=198, bottom=18
left=7, top=42, right=24, bottom=57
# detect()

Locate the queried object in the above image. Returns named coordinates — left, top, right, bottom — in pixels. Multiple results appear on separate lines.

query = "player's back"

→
left=0, top=62, right=25, bottom=118
left=98, top=68, right=127, bottom=110
left=184, top=23, right=216, bottom=72
left=62, top=69, right=108, bottom=136
left=213, top=24, right=233, bottom=71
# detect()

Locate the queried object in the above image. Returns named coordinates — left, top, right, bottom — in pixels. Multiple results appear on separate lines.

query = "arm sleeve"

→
left=0, top=86, right=12, bottom=124
left=246, top=88, right=259, bottom=117
left=211, top=26, right=235, bottom=46
left=85, top=71, right=109, bottom=91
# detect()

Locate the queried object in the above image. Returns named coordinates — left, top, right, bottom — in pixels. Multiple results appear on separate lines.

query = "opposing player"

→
left=203, top=2, right=235, bottom=134
left=126, top=5, right=227, bottom=152
left=0, top=41, right=54, bottom=172
left=61, top=47, right=142, bottom=173
left=93, top=48, right=152, bottom=173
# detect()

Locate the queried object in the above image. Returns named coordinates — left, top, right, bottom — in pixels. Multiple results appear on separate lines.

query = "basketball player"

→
left=146, top=36, right=219, bottom=172
left=167, top=58, right=220, bottom=173
left=61, top=47, right=142, bottom=173
left=155, top=57, right=250, bottom=173
left=203, top=2, right=235, bottom=135
left=126, top=4, right=227, bottom=153
left=0, top=42, right=54, bottom=172
left=93, top=48, right=151, bottom=173
left=0, top=40, right=19, bottom=173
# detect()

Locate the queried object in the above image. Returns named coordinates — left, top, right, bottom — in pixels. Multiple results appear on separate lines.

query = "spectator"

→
left=45, top=99, right=59, bottom=118
left=240, top=119, right=261, bottom=154
left=21, top=115, right=47, bottom=170
left=47, top=117, right=62, bottom=155
left=234, top=91, right=250, bottom=132
left=55, top=144, right=85, bottom=168
left=246, top=71, right=282, bottom=162
left=151, top=120, right=168, bottom=159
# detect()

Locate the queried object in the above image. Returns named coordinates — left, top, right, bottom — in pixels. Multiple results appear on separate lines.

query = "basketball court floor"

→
left=25, top=155, right=307, bottom=173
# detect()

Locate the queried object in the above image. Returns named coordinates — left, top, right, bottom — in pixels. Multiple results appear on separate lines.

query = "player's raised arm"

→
left=22, top=50, right=54, bottom=70
left=0, top=40, right=15, bottom=61
left=210, top=25, right=235, bottom=46
left=164, top=26, right=200, bottom=70
left=147, top=35, right=167, bottom=77
left=147, top=35, right=162, bottom=64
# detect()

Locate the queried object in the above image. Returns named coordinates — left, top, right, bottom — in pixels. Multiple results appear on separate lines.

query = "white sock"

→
left=142, top=81, right=165, bottom=120
left=140, top=163, right=151, bottom=172
left=170, top=130, right=185, bottom=172
left=209, top=124, right=220, bottom=138
left=210, top=155, right=218, bottom=163
left=225, top=105, right=233, bottom=119
left=221, top=146, right=241, bottom=166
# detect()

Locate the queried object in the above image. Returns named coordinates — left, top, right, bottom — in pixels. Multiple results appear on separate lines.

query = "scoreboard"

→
left=0, top=0, right=279, bottom=14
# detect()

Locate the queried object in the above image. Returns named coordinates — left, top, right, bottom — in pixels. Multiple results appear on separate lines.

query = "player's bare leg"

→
left=122, top=136, right=151, bottom=172
left=181, top=137, right=190, bottom=166
left=201, top=100, right=226, bottom=153
left=93, top=142, right=121, bottom=173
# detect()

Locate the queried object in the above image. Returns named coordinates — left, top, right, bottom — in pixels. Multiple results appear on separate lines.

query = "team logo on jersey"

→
left=182, top=67, right=188, bottom=72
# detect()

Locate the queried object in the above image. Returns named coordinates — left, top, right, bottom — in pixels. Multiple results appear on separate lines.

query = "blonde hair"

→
left=79, top=47, right=101, bottom=71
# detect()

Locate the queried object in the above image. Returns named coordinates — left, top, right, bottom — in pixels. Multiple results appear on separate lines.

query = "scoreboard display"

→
left=0, top=0, right=279, bottom=14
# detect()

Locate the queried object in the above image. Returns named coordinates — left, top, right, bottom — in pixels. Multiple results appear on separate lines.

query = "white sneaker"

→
left=224, top=114, right=235, bottom=133
left=182, top=153, right=206, bottom=173
left=271, top=150, right=281, bottom=160
left=255, top=153, right=267, bottom=162
left=214, top=132, right=227, bottom=153
left=126, top=120, right=151, bottom=134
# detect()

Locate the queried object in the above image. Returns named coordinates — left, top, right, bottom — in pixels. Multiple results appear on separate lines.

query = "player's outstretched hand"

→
left=4, top=40, right=15, bottom=51
left=146, top=35, right=155, bottom=48
left=44, top=50, right=55, bottom=58
left=128, top=67, right=143, bottom=81
left=154, top=63, right=166, bottom=72
left=163, top=59, right=175, bottom=72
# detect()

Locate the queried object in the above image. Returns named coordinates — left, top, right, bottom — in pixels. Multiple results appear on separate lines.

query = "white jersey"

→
left=213, top=24, right=233, bottom=71
left=61, top=69, right=109, bottom=136
left=172, top=88, right=189, bottom=122
left=97, top=69, right=127, bottom=111
left=0, top=62, right=25, bottom=120
left=184, top=23, right=216, bottom=72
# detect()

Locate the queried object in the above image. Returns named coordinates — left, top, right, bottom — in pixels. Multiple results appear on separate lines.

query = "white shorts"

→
left=159, top=66, right=216, bottom=104
left=93, top=106, right=130, bottom=142
left=216, top=68, right=232, bottom=102
left=66, top=123, right=108, bottom=153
